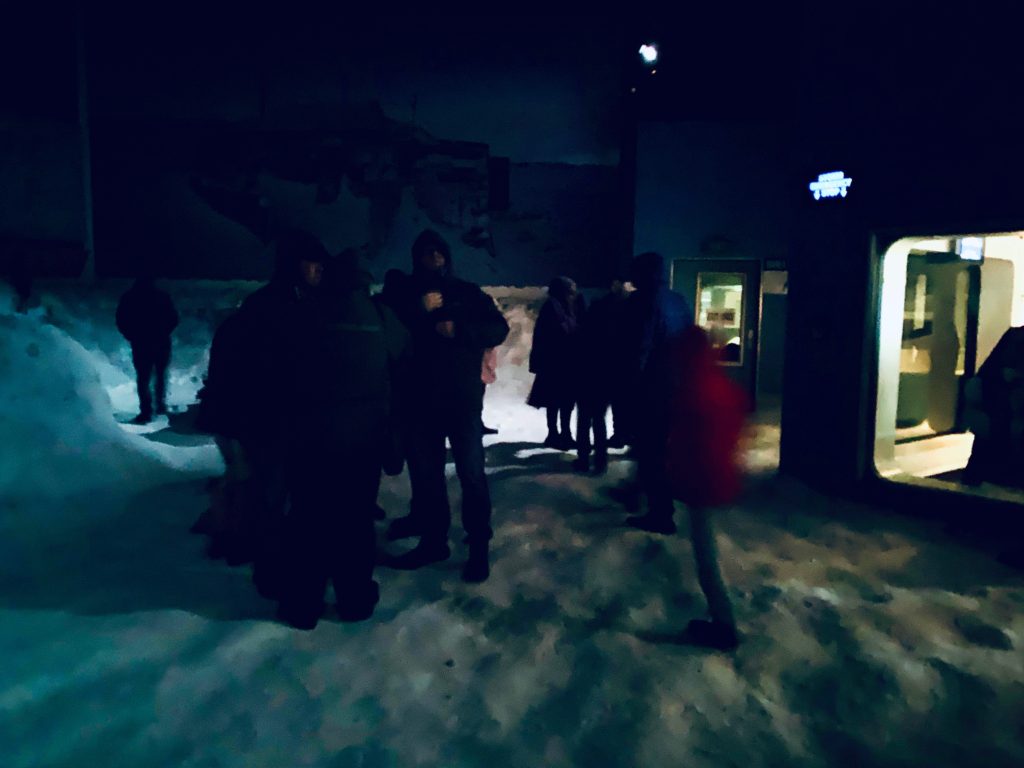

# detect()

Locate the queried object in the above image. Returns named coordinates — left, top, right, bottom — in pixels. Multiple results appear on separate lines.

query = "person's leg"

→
left=626, top=414, right=675, bottom=533
left=276, top=464, right=330, bottom=629
left=559, top=402, right=574, bottom=447
left=131, top=344, right=154, bottom=420
left=154, top=340, right=171, bottom=414
left=688, top=507, right=735, bottom=628
left=544, top=407, right=559, bottom=446
left=390, top=409, right=451, bottom=567
left=332, top=463, right=380, bottom=620
left=447, top=394, right=492, bottom=582
left=592, top=399, right=609, bottom=473
left=574, top=398, right=592, bottom=470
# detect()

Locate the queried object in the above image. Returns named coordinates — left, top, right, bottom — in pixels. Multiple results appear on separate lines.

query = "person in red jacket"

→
left=665, top=325, right=746, bottom=650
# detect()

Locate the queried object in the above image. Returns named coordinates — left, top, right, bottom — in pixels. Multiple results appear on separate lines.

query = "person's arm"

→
left=449, top=286, right=509, bottom=349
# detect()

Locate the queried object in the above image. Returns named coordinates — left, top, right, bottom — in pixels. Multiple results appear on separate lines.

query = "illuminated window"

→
left=696, top=272, right=745, bottom=365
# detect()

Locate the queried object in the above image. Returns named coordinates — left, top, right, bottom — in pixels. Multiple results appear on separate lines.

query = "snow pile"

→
left=1, top=280, right=1023, bottom=767
left=0, top=287, right=221, bottom=502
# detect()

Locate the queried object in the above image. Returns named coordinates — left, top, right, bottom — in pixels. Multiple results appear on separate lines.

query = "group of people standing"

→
left=189, top=228, right=507, bottom=630
left=530, top=252, right=746, bottom=648
left=115, top=236, right=745, bottom=648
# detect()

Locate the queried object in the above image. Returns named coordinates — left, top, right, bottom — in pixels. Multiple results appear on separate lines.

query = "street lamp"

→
left=639, top=43, right=658, bottom=66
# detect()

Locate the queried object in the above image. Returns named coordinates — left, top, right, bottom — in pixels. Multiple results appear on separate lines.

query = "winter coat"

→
left=624, top=252, right=693, bottom=414
left=115, top=280, right=179, bottom=348
left=389, top=230, right=509, bottom=405
left=576, top=289, right=630, bottom=400
left=528, top=280, right=586, bottom=408
left=196, top=310, right=249, bottom=439
left=666, top=326, right=747, bottom=507
left=287, top=267, right=405, bottom=459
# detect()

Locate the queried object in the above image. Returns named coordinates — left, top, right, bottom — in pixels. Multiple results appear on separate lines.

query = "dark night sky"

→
left=5, top=4, right=1024, bottom=158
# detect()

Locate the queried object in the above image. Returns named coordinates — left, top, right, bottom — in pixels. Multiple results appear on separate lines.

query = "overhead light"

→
left=639, top=43, right=658, bottom=65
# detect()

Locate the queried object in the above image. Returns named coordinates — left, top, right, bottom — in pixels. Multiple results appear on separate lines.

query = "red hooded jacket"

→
left=665, top=326, right=747, bottom=507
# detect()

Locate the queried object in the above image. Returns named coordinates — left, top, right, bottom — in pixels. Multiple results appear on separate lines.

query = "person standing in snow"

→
left=573, top=276, right=631, bottom=474
left=385, top=229, right=509, bottom=582
left=115, top=271, right=179, bottom=424
left=202, top=229, right=327, bottom=574
left=528, top=276, right=585, bottom=449
left=603, top=276, right=637, bottom=449
left=612, top=252, right=693, bottom=534
left=665, top=325, right=745, bottom=650
left=274, top=247, right=409, bottom=629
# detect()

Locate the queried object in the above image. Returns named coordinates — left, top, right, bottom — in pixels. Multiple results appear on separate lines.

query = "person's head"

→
left=274, top=229, right=330, bottom=288
left=610, top=274, right=634, bottom=297
left=411, top=229, right=452, bottom=278
left=548, top=276, right=578, bottom=304
left=629, top=252, right=667, bottom=292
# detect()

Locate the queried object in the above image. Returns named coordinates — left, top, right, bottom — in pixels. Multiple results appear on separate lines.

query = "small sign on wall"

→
left=809, top=171, right=852, bottom=200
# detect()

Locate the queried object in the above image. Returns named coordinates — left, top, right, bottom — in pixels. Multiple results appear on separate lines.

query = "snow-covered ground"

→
left=1, top=280, right=1023, bottom=768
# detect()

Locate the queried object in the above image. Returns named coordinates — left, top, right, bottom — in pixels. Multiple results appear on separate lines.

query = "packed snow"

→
left=1, top=279, right=1023, bottom=768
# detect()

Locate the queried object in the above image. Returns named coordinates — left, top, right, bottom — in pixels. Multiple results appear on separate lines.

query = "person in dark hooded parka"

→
left=274, top=247, right=409, bottom=629
left=614, top=252, right=693, bottom=534
left=385, top=229, right=509, bottom=582
left=116, top=271, right=179, bottom=424
left=528, top=276, right=585, bottom=449
left=201, top=229, right=327, bottom=570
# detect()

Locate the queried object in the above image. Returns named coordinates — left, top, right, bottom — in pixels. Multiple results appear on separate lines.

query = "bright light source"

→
left=639, top=44, right=658, bottom=65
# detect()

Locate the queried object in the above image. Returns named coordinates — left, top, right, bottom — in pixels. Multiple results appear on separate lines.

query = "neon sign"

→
left=809, top=171, right=853, bottom=200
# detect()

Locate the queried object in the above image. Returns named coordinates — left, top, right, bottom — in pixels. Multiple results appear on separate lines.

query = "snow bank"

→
left=0, top=283, right=222, bottom=502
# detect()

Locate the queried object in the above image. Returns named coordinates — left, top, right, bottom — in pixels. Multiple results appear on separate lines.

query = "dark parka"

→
left=528, top=277, right=585, bottom=408
left=115, top=279, right=179, bottom=349
left=389, top=230, right=509, bottom=404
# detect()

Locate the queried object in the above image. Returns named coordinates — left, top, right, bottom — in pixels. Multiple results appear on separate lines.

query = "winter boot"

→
left=592, top=454, right=608, bottom=475
left=337, top=581, right=380, bottom=622
left=684, top=619, right=739, bottom=651
left=608, top=483, right=641, bottom=512
left=388, top=540, right=451, bottom=570
left=572, top=455, right=590, bottom=473
left=482, top=424, right=499, bottom=435
left=386, top=514, right=423, bottom=541
left=131, top=412, right=152, bottom=425
left=543, top=433, right=561, bottom=449
left=462, top=543, right=490, bottom=583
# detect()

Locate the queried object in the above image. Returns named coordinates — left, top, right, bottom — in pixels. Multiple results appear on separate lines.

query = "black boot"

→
left=462, top=543, right=490, bottom=583
left=386, top=514, right=423, bottom=541
left=592, top=454, right=608, bottom=475
left=389, top=540, right=451, bottom=570
left=337, top=581, right=380, bottom=622
left=572, top=455, right=590, bottom=473
left=482, top=424, right=499, bottom=435
left=685, top=619, right=739, bottom=650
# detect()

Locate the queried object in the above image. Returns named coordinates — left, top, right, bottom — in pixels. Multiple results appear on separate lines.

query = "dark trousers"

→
left=546, top=404, right=574, bottom=439
left=406, top=393, right=492, bottom=547
left=131, top=340, right=170, bottom=416
left=635, top=411, right=674, bottom=521
left=610, top=388, right=634, bottom=442
left=688, top=507, right=736, bottom=628
left=278, top=441, right=382, bottom=619
left=577, top=396, right=609, bottom=460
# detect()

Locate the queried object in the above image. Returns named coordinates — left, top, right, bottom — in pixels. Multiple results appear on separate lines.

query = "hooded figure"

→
left=528, top=276, right=585, bottom=449
left=115, top=272, right=179, bottom=424
left=613, top=252, right=693, bottom=534
left=273, top=247, right=410, bottom=630
left=384, top=229, right=509, bottom=582
left=199, top=229, right=329, bottom=571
